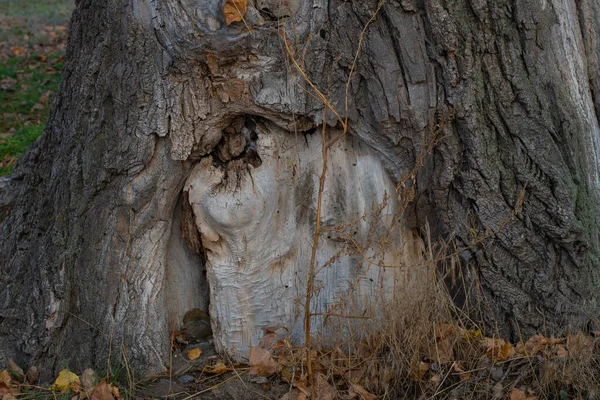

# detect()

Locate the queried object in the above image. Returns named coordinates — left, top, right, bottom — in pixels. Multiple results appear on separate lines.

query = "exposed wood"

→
left=0, top=0, right=599, bottom=377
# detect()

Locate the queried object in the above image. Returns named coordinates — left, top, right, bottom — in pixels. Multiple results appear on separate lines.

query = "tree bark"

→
left=1, top=0, right=599, bottom=378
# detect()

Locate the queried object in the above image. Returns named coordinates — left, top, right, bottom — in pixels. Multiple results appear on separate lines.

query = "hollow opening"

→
left=165, top=191, right=211, bottom=341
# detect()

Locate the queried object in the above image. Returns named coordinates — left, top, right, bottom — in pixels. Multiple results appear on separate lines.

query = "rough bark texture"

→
left=1, top=0, right=599, bottom=378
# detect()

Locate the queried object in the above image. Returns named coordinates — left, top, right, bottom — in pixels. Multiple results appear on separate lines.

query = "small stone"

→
left=182, top=309, right=212, bottom=342
left=490, top=366, right=504, bottom=381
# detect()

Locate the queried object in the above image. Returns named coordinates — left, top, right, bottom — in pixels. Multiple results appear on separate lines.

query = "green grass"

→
left=0, top=0, right=72, bottom=176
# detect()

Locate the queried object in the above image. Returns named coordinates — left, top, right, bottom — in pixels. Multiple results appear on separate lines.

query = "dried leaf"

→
left=452, top=362, right=471, bottom=382
left=0, top=383, right=9, bottom=397
left=566, top=332, right=594, bottom=360
left=435, top=323, right=456, bottom=340
left=555, top=345, right=569, bottom=360
left=26, top=366, right=40, bottom=385
left=202, top=362, right=228, bottom=375
left=293, top=378, right=311, bottom=397
left=484, top=339, right=515, bottom=361
left=525, top=334, right=564, bottom=356
left=314, top=373, right=336, bottom=400
left=91, top=382, right=115, bottom=400
left=0, top=371, right=10, bottom=387
left=186, top=347, right=202, bottom=360
left=51, top=369, right=81, bottom=393
left=510, top=388, right=537, bottom=400
left=7, top=360, right=23, bottom=381
left=223, top=0, right=248, bottom=25
left=10, top=46, right=26, bottom=57
left=249, top=346, right=278, bottom=376
left=81, top=368, right=96, bottom=395
left=349, top=383, right=378, bottom=400
left=433, top=338, right=454, bottom=363
left=280, top=389, right=307, bottom=400
left=410, top=361, right=429, bottom=381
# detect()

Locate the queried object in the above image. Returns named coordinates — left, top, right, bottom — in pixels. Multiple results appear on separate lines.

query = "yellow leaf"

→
left=51, top=369, right=81, bottom=392
left=202, top=362, right=228, bottom=375
left=187, top=347, right=202, bottom=360
left=223, top=0, right=248, bottom=25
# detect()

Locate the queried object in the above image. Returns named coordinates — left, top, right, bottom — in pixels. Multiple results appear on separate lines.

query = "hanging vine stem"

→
left=282, top=0, right=386, bottom=390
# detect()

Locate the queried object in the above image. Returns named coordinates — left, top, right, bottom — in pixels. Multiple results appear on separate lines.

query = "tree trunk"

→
left=1, top=0, right=599, bottom=378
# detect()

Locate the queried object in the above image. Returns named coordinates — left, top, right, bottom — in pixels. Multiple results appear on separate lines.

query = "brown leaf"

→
left=26, top=366, right=40, bottom=385
left=249, top=346, right=278, bottom=376
left=452, top=362, right=471, bottom=382
left=0, top=383, right=9, bottom=397
left=81, top=368, right=96, bottom=396
left=7, top=360, right=24, bottom=382
left=435, top=323, right=456, bottom=340
left=555, top=345, right=569, bottom=360
left=10, top=46, right=26, bottom=57
left=0, top=371, right=11, bottom=387
left=314, top=373, right=336, bottom=400
left=223, top=0, right=248, bottom=25
left=292, top=378, right=311, bottom=397
left=566, top=332, right=594, bottom=360
left=349, top=383, right=378, bottom=400
left=433, top=337, right=454, bottom=363
left=410, top=361, right=429, bottom=381
left=280, top=389, right=307, bottom=400
left=91, top=382, right=115, bottom=400
left=484, top=339, right=515, bottom=361
left=510, top=388, right=537, bottom=400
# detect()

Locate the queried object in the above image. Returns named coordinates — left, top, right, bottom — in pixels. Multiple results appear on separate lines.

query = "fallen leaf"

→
left=26, top=366, right=40, bottom=385
left=10, top=46, right=26, bottom=57
left=0, top=77, right=16, bottom=91
left=410, top=361, right=429, bottom=381
left=202, top=362, right=228, bottom=375
left=510, top=387, right=537, bottom=400
left=81, top=368, right=96, bottom=395
left=435, top=323, right=455, bottom=340
left=314, top=373, right=336, bottom=400
left=483, top=339, right=515, bottom=361
left=187, top=347, right=202, bottom=360
left=249, top=346, right=278, bottom=376
left=292, top=378, right=311, bottom=397
left=280, top=389, right=307, bottom=400
left=91, top=382, right=114, bottom=400
left=453, top=362, right=471, bottom=381
left=223, top=0, right=248, bottom=25
left=7, top=360, right=24, bottom=382
left=525, top=334, right=564, bottom=355
left=0, top=371, right=10, bottom=387
left=349, top=383, right=378, bottom=400
left=566, top=332, right=594, bottom=360
left=432, top=337, right=454, bottom=363
left=0, top=383, right=9, bottom=397
left=555, top=345, right=569, bottom=360
left=51, top=369, right=81, bottom=392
